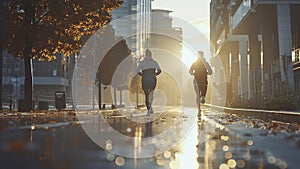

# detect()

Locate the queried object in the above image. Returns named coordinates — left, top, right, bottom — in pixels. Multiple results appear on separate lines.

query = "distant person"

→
left=136, top=49, right=161, bottom=115
left=189, top=50, right=212, bottom=109
left=9, top=97, right=13, bottom=111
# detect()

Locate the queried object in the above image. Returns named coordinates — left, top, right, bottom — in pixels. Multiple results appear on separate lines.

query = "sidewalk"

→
left=0, top=106, right=299, bottom=169
left=206, top=104, right=300, bottom=123
left=201, top=105, right=300, bottom=169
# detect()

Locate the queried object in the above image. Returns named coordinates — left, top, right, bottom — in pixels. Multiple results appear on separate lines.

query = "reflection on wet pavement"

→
left=0, top=107, right=298, bottom=168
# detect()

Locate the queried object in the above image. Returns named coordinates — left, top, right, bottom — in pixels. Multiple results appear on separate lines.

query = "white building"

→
left=111, top=0, right=153, bottom=57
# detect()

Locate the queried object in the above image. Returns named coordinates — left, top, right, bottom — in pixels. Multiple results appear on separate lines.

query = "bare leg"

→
left=149, top=89, right=154, bottom=106
left=193, top=79, right=200, bottom=109
left=199, top=84, right=207, bottom=104
left=144, top=89, right=150, bottom=110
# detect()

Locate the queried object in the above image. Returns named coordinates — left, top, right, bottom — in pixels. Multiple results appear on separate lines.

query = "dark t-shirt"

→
left=190, top=59, right=208, bottom=85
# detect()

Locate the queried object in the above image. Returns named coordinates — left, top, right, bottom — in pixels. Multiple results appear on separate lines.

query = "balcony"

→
left=254, top=0, right=300, bottom=5
left=231, top=0, right=252, bottom=31
left=33, top=77, right=70, bottom=86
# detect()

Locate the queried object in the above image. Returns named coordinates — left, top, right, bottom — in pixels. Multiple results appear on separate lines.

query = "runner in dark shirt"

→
left=189, top=50, right=212, bottom=109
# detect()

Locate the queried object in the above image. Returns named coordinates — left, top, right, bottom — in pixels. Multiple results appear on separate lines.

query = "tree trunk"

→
left=22, top=0, right=34, bottom=111
left=23, top=45, right=33, bottom=111
left=0, top=3, right=3, bottom=110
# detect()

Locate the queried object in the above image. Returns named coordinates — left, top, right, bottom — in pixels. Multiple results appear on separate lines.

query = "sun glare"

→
left=182, top=46, right=198, bottom=68
left=171, top=121, right=199, bottom=169
left=181, top=20, right=211, bottom=68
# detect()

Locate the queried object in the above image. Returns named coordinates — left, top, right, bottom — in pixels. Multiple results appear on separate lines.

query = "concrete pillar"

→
left=227, top=35, right=249, bottom=99
left=114, top=87, right=117, bottom=106
left=119, top=89, right=122, bottom=106
left=277, top=4, right=295, bottom=92
left=219, top=54, right=230, bottom=105
left=221, top=52, right=232, bottom=105
left=211, top=55, right=225, bottom=106
left=230, top=46, right=240, bottom=99
left=221, top=54, right=230, bottom=83
left=249, top=32, right=262, bottom=98
left=239, top=40, right=249, bottom=99
left=262, top=13, right=278, bottom=96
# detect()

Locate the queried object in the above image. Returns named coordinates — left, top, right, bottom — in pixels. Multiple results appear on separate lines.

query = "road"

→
left=0, top=106, right=299, bottom=169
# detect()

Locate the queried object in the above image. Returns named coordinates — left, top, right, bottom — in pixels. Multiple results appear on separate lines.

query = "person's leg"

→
left=148, top=78, right=156, bottom=112
left=149, top=89, right=154, bottom=106
left=193, top=79, right=200, bottom=108
left=202, top=85, right=207, bottom=97
left=143, top=89, right=150, bottom=110
left=199, top=84, right=207, bottom=104
left=142, top=78, right=150, bottom=110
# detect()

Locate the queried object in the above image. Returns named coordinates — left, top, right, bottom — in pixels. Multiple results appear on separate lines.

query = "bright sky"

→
left=152, top=0, right=211, bottom=66
left=152, top=0, right=210, bottom=23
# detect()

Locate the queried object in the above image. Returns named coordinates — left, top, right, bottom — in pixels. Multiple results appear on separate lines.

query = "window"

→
left=2, top=64, right=7, bottom=74
left=14, top=63, right=20, bottom=72
left=53, top=69, right=57, bottom=76
left=292, top=48, right=299, bottom=63
left=131, top=5, right=137, bottom=11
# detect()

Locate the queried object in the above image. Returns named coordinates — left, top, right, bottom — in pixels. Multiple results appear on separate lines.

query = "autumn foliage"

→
left=2, top=0, right=123, bottom=60
left=0, top=0, right=123, bottom=111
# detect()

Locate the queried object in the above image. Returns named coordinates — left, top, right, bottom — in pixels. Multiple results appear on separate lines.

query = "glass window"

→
left=14, top=63, right=20, bottom=72
left=2, top=64, right=7, bottom=74
left=131, top=5, right=137, bottom=11
left=53, top=69, right=57, bottom=76
left=292, top=48, right=299, bottom=63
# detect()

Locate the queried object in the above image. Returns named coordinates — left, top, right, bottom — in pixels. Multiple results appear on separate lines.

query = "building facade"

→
left=2, top=52, right=74, bottom=109
left=2, top=1, right=157, bottom=109
left=111, top=0, right=153, bottom=56
left=210, top=0, right=300, bottom=109
left=150, top=9, right=183, bottom=106
left=99, top=0, right=154, bottom=107
left=108, top=5, right=184, bottom=107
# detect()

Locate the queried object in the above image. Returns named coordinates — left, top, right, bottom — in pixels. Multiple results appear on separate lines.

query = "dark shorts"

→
left=142, top=76, right=157, bottom=91
left=195, top=78, right=208, bottom=88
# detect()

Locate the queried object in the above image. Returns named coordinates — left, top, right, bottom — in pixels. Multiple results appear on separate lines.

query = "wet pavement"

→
left=0, top=106, right=300, bottom=169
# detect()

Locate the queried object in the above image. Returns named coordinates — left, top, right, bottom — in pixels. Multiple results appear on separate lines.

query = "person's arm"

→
left=136, top=62, right=143, bottom=76
left=154, top=61, right=161, bottom=76
left=156, top=69, right=161, bottom=76
left=204, top=61, right=212, bottom=75
left=189, top=62, right=195, bottom=75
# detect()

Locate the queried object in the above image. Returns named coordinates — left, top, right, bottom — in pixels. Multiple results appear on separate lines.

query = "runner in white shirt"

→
left=136, top=49, right=161, bottom=115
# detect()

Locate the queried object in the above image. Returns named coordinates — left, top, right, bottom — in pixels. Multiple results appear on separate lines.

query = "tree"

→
left=0, top=4, right=2, bottom=110
left=129, top=74, right=143, bottom=94
left=94, top=25, right=132, bottom=108
left=1, top=0, right=123, bottom=111
left=98, top=39, right=131, bottom=86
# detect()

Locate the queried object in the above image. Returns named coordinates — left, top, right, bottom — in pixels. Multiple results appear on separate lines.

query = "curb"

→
left=204, top=104, right=300, bottom=123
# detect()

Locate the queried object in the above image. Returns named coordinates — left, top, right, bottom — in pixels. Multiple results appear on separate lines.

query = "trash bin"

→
left=38, top=101, right=49, bottom=110
left=18, top=99, right=34, bottom=112
left=18, top=99, right=25, bottom=112
left=55, top=91, right=66, bottom=110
